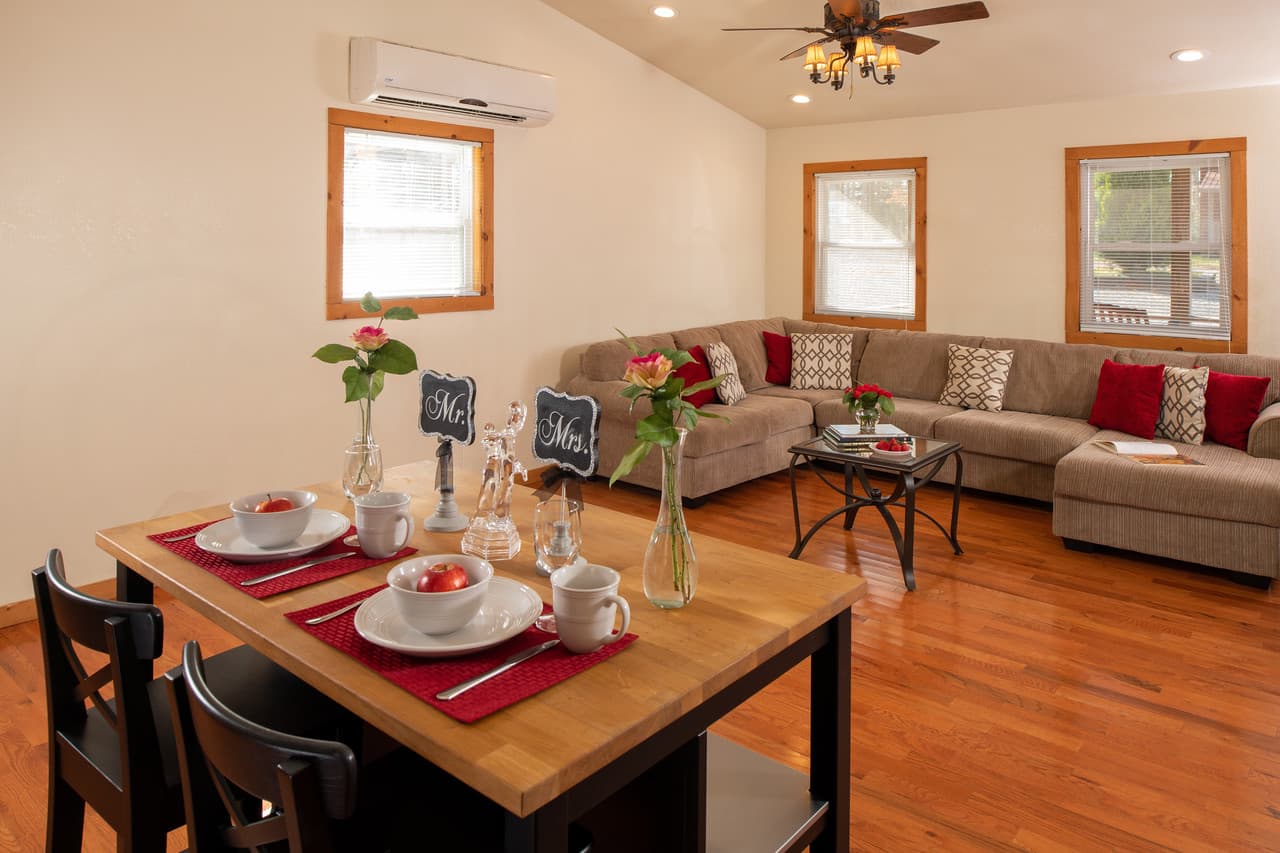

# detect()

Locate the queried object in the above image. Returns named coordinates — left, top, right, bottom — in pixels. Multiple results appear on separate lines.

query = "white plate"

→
left=353, top=578, right=543, bottom=658
left=195, top=510, right=350, bottom=563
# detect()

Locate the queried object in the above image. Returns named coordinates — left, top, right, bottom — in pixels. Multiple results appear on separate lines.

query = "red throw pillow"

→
left=674, top=345, right=717, bottom=408
left=1088, top=359, right=1164, bottom=439
left=1204, top=370, right=1271, bottom=450
left=762, top=331, right=792, bottom=385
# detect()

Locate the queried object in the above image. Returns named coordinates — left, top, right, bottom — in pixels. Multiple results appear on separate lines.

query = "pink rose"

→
left=624, top=352, right=674, bottom=390
left=350, top=325, right=389, bottom=352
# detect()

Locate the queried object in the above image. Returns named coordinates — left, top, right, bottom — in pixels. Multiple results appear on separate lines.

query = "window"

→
left=326, top=109, right=494, bottom=320
left=1066, top=138, right=1247, bottom=352
left=803, top=158, right=926, bottom=330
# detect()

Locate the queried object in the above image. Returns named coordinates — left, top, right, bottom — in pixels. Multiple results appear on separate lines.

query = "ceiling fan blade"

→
left=881, top=2, right=989, bottom=29
left=780, top=36, right=836, bottom=62
left=879, top=30, right=941, bottom=54
left=722, top=26, right=830, bottom=33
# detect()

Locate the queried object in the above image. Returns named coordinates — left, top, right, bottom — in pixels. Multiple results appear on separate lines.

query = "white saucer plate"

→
left=195, top=510, right=350, bottom=563
left=354, top=577, right=543, bottom=659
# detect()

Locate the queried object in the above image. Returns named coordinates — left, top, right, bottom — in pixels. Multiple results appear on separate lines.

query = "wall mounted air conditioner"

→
left=349, top=37, right=555, bottom=128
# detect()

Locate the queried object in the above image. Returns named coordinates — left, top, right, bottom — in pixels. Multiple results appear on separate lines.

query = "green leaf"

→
left=342, top=366, right=371, bottom=403
left=681, top=406, right=700, bottom=430
left=880, top=398, right=896, bottom=416
left=383, top=306, right=418, bottom=321
left=313, top=344, right=357, bottom=364
left=359, top=292, right=382, bottom=313
left=615, top=329, right=643, bottom=356
left=367, top=370, right=386, bottom=402
left=609, top=439, right=653, bottom=486
left=695, top=410, right=728, bottom=422
left=619, top=384, right=646, bottom=400
left=659, top=347, right=693, bottom=369
left=368, top=339, right=417, bottom=375
left=681, top=376, right=723, bottom=397
left=636, top=414, right=679, bottom=448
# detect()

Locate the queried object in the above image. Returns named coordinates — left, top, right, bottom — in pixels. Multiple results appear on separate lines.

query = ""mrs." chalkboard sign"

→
left=419, top=370, right=476, bottom=445
left=533, top=387, right=601, bottom=478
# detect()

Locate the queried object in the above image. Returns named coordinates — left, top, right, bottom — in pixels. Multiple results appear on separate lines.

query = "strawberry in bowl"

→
left=871, top=438, right=914, bottom=460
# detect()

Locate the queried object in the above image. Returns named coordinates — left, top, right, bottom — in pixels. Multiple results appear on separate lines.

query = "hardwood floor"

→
left=0, top=469, right=1276, bottom=851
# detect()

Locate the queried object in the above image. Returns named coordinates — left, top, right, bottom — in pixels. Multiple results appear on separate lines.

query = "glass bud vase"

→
left=856, top=407, right=881, bottom=434
left=643, top=428, right=697, bottom=609
left=343, top=438, right=383, bottom=500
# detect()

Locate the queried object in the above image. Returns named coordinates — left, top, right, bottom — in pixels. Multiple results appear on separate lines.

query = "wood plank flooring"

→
left=0, top=468, right=1276, bottom=851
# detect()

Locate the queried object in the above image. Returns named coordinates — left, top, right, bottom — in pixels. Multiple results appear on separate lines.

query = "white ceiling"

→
left=541, top=0, right=1280, bottom=128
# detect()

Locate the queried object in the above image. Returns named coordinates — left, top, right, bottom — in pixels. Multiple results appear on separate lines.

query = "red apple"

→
left=254, top=495, right=295, bottom=513
left=416, top=562, right=469, bottom=593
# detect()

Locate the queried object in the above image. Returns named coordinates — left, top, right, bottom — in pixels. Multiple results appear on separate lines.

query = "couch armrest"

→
left=1248, top=401, right=1280, bottom=460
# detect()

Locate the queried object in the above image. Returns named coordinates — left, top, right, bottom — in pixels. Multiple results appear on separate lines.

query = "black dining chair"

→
left=32, top=549, right=357, bottom=852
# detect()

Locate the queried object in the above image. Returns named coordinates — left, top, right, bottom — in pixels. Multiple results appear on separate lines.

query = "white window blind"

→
left=342, top=127, right=479, bottom=300
left=1079, top=153, right=1232, bottom=340
left=814, top=169, right=916, bottom=319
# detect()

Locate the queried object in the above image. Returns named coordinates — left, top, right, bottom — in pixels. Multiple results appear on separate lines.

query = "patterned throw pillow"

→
left=789, top=333, right=853, bottom=390
left=938, top=344, right=1015, bottom=411
left=1155, top=366, right=1209, bottom=444
left=704, top=341, right=746, bottom=405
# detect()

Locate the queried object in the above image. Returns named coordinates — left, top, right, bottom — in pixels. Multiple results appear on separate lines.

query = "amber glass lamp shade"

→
left=803, top=43, right=828, bottom=73
left=876, top=44, right=901, bottom=73
left=829, top=52, right=848, bottom=80
left=853, top=35, right=877, bottom=68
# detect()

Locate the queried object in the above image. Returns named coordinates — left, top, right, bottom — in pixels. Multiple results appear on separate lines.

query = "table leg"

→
left=901, top=474, right=918, bottom=592
left=842, top=463, right=855, bottom=530
left=116, top=560, right=153, bottom=605
left=789, top=453, right=804, bottom=558
left=810, top=608, right=851, bottom=853
left=950, top=452, right=965, bottom=555
left=504, top=797, right=569, bottom=853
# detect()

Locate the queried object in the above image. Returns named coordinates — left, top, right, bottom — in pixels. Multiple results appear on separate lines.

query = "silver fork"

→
left=161, top=531, right=199, bottom=542
left=304, top=599, right=364, bottom=625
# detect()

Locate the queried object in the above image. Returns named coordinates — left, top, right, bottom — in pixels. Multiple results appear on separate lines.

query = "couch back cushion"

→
left=581, top=333, right=676, bottom=382
left=670, top=325, right=724, bottom=356
left=1114, top=348, right=1198, bottom=368
left=784, top=320, right=872, bottom=381
left=1195, top=353, right=1280, bottom=409
left=981, top=337, right=1117, bottom=419
left=857, top=330, right=983, bottom=401
left=711, top=318, right=787, bottom=392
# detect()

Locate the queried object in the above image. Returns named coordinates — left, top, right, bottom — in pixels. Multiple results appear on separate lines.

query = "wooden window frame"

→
left=1065, top=137, right=1247, bottom=353
left=326, top=108, right=495, bottom=321
left=802, top=157, right=927, bottom=331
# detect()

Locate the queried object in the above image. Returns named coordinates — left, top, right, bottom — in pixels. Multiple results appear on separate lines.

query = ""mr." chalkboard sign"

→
left=533, top=387, right=601, bottom=478
left=419, top=370, right=476, bottom=446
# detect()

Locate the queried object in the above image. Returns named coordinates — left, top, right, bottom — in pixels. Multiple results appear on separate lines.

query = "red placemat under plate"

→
left=148, top=520, right=415, bottom=599
left=284, top=586, right=638, bottom=723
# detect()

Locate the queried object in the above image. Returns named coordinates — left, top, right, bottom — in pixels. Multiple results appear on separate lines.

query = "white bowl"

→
left=871, top=446, right=914, bottom=461
left=229, top=490, right=317, bottom=548
left=387, top=554, right=493, bottom=636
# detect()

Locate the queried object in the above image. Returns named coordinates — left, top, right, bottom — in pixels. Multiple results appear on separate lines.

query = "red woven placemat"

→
left=284, top=586, right=637, bottom=723
left=148, top=520, right=415, bottom=599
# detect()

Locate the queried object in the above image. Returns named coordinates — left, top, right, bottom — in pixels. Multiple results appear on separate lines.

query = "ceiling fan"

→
left=723, top=1, right=989, bottom=91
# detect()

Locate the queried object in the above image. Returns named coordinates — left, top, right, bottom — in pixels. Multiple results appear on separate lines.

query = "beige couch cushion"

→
left=858, top=330, right=984, bottom=401
left=1055, top=430, right=1280, bottom=526
left=752, top=385, right=841, bottom=410
left=814, top=396, right=963, bottom=435
left=713, top=318, right=787, bottom=392
left=670, top=325, right=723, bottom=354
left=934, top=410, right=1097, bottom=466
left=1195, top=353, right=1280, bottom=408
left=981, top=337, right=1117, bottom=419
left=581, top=334, right=675, bottom=383
left=677, top=393, right=812, bottom=458
left=1114, top=348, right=1198, bottom=368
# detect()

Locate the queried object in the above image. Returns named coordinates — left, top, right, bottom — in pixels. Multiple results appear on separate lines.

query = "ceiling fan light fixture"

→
left=853, top=35, right=877, bottom=68
left=803, top=44, right=829, bottom=73
left=876, top=44, right=901, bottom=73
left=1171, top=48, right=1205, bottom=63
left=650, top=6, right=677, bottom=19
left=829, top=52, right=849, bottom=80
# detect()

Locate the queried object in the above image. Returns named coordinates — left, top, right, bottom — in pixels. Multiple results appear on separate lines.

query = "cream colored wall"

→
left=0, top=0, right=765, bottom=601
left=766, top=85, right=1280, bottom=355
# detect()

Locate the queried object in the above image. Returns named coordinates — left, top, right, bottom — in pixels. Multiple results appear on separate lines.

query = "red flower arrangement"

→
left=842, top=383, right=896, bottom=416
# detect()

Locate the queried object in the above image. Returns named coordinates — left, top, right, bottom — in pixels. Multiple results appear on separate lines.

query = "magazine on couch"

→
left=1092, top=440, right=1204, bottom=466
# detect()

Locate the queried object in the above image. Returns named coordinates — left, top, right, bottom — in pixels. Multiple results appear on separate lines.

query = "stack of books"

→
left=822, top=423, right=908, bottom=451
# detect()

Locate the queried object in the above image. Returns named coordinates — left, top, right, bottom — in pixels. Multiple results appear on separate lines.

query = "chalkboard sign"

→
left=419, top=370, right=476, bottom=446
left=533, top=387, right=601, bottom=478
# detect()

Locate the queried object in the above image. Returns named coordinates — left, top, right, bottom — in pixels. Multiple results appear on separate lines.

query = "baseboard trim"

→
left=0, top=578, right=117, bottom=629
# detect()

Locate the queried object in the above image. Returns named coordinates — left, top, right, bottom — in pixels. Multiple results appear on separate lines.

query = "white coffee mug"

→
left=550, top=563, right=631, bottom=654
left=354, top=492, right=413, bottom=559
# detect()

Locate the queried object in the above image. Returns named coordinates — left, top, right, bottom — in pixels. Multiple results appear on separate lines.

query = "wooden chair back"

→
left=165, top=640, right=359, bottom=853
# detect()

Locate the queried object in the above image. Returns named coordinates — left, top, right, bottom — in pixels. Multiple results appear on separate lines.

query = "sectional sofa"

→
left=565, top=318, right=1280, bottom=583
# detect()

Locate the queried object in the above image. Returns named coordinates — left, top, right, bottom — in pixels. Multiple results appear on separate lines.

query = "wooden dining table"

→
left=96, top=461, right=866, bottom=852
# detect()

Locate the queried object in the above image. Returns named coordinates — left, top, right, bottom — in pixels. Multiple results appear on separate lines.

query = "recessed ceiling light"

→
left=1171, top=48, right=1205, bottom=63
left=790, top=94, right=811, bottom=104
left=651, top=6, right=677, bottom=18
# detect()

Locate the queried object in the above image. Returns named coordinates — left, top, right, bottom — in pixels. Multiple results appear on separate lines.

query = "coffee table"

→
left=788, top=435, right=964, bottom=591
